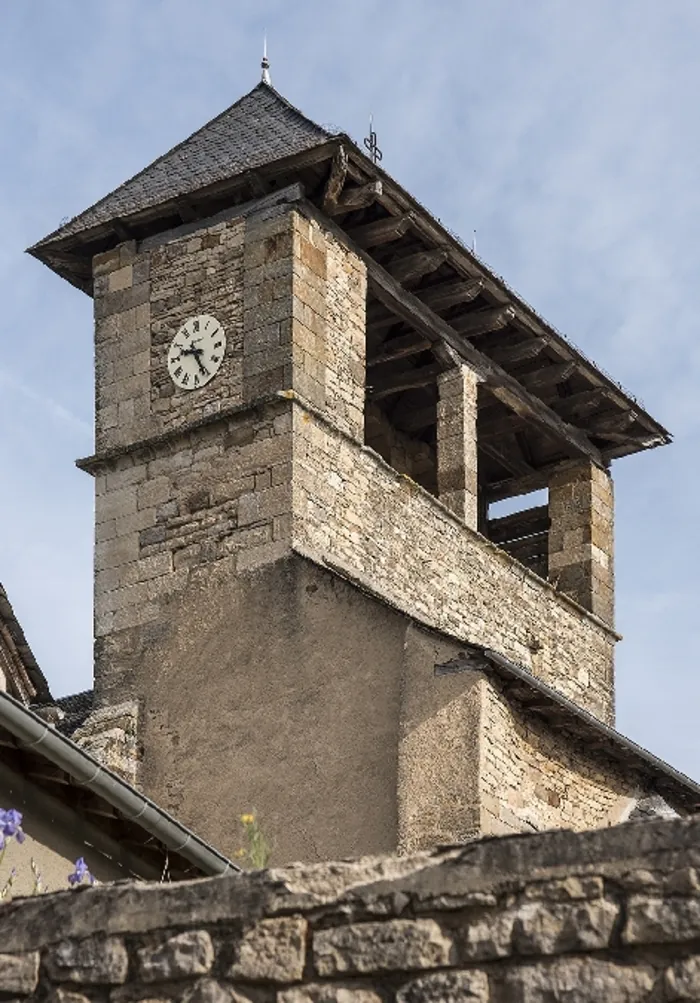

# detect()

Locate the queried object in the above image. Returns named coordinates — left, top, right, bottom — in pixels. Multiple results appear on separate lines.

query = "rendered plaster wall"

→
left=291, top=403, right=616, bottom=723
left=4, top=816, right=700, bottom=1002
left=99, top=555, right=407, bottom=865
left=478, top=678, right=649, bottom=837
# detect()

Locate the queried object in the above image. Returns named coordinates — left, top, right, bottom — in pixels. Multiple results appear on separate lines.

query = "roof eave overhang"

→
left=26, top=132, right=670, bottom=452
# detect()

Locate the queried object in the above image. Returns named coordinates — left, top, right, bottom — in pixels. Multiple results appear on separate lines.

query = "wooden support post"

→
left=437, top=365, right=479, bottom=529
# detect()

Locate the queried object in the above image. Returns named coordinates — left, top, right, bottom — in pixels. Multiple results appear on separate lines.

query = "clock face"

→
left=167, top=315, right=226, bottom=390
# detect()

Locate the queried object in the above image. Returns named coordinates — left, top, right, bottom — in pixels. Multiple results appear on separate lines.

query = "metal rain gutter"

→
left=0, top=691, right=239, bottom=877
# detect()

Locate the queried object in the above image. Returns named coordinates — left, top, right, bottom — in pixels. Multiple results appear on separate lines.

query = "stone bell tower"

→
left=28, top=79, right=675, bottom=862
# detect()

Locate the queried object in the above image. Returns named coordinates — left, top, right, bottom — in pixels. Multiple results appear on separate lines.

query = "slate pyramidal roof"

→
left=29, top=81, right=671, bottom=481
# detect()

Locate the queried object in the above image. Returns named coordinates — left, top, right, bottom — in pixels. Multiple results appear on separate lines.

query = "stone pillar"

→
left=548, top=461, right=614, bottom=624
left=437, top=365, right=478, bottom=529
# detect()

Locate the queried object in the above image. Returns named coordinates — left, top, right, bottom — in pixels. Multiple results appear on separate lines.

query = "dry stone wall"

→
left=3, top=816, right=700, bottom=1001
left=291, top=403, right=616, bottom=722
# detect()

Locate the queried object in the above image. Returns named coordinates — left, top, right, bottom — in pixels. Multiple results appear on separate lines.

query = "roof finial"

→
left=261, top=35, right=271, bottom=85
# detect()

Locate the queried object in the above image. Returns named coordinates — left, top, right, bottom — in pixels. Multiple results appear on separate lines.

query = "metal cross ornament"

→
left=364, top=116, right=383, bottom=164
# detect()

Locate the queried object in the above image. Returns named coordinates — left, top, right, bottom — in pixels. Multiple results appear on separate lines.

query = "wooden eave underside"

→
left=0, top=726, right=201, bottom=880
left=29, top=135, right=671, bottom=499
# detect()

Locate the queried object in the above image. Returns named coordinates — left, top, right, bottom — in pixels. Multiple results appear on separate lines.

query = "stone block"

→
left=511, top=898, right=618, bottom=955
left=0, top=951, right=39, bottom=995
left=396, top=969, right=489, bottom=1002
left=313, top=920, right=453, bottom=976
left=182, top=979, right=253, bottom=1003
left=45, top=936, right=128, bottom=984
left=501, top=956, right=656, bottom=1002
left=279, top=987, right=383, bottom=1003
left=623, top=894, right=700, bottom=944
left=138, top=930, right=214, bottom=982
left=664, top=954, right=700, bottom=999
left=229, top=916, right=306, bottom=982
left=109, top=265, right=133, bottom=292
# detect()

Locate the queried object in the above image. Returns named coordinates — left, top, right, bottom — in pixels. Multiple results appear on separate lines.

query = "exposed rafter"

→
left=111, top=218, right=132, bottom=242
left=327, top=180, right=383, bottom=216
left=520, top=362, right=577, bottom=392
left=451, top=305, right=516, bottom=339
left=489, top=338, right=547, bottom=365
left=389, top=247, right=449, bottom=284
left=368, top=332, right=433, bottom=366
left=322, top=145, right=348, bottom=214
left=480, top=440, right=534, bottom=478
left=418, top=278, right=484, bottom=312
left=348, top=213, right=414, bottom=248
left=368, top=362, right=443, bottom=400
left=358, top=249, right=604, bottom=467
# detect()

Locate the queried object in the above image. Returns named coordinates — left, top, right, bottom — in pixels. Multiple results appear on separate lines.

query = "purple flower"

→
left=0, top=809, right=25, bottom=844
left=68, top=857, right=94, bottom=887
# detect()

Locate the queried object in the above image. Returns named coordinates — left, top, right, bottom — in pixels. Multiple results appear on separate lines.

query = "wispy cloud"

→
left=0, top=367, right=91, bottom=435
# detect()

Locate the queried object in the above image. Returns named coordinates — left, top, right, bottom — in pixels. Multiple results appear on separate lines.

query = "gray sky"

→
left=2, top=1, right=699, bottom=777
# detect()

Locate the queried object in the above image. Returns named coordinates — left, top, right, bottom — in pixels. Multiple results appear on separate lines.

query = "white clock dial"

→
left=167, top=314, right=226, bottom=390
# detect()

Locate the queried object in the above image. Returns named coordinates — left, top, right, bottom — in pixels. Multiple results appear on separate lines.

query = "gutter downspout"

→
left=0, top=691, right=238, bottom=877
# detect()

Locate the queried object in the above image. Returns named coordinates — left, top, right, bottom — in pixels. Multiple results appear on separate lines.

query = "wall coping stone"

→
left=2, top=816, right=700, bottom=954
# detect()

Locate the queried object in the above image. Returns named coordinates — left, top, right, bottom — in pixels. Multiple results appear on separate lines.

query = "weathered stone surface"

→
left=396, top=968, right=489, bottom=1002
left=278, top=986, right=383, bottom=1003
left=511, top=898, right=618, bottom=955
left=138, top=930, right=214, bottom=982
left=183, top=979, right=254, bottom=1003
left=461, top=911, right=514, bottom=960
left=0, top=951, right=39, bottom=995
left=664, top=955, right=700, bottom=999
left=48, top=991, right=93, bottom=1003
left=623, top=895, right=700, bottom=945
left=502, top=957, right=656, bottom=1002
left=229, top=916, right=306, bottom=982
left=313, top=920, right=453, bottom=976
left=46, top=936, right=128, bottom=985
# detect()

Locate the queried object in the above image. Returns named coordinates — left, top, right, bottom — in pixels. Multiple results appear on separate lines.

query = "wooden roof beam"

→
left=452, top=305, right=516, bottom=339
left=368, top=333, right=433, bottom=367
left=490, top=338, right=548, bottom=366
left=349, top=213, right=414, bottom=248
left=389, top=247, right=449, bottom=284
left=368, top=362, right=442, bottom=400
left=480, top=440, right=534, bottom=478
left=520, top=362, right=577, bottom=392
left=327, top=180, right=383, bottom=216
left=322, top=145, right=348, bottom=214
left=418, top=278, right=484, bottom=312
left=364, top=260, right=603, bottom=466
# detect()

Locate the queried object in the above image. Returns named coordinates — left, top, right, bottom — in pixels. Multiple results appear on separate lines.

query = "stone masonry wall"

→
left=479, top=678, right=643, bottom=837
left=92, top=201, right=365, bottom=456
left=92, top=402, right=292, bottom=658
left=4, top=816, right=700, bottom=1001
left=291, top=403, right=616, bottom=722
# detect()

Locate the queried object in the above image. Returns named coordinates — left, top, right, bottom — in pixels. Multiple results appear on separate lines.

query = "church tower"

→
left=29, top=78, right=679, bottom=862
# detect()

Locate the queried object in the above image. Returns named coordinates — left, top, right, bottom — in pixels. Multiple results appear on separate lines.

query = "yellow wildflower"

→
left=240, top=813, right=255, bottom=825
